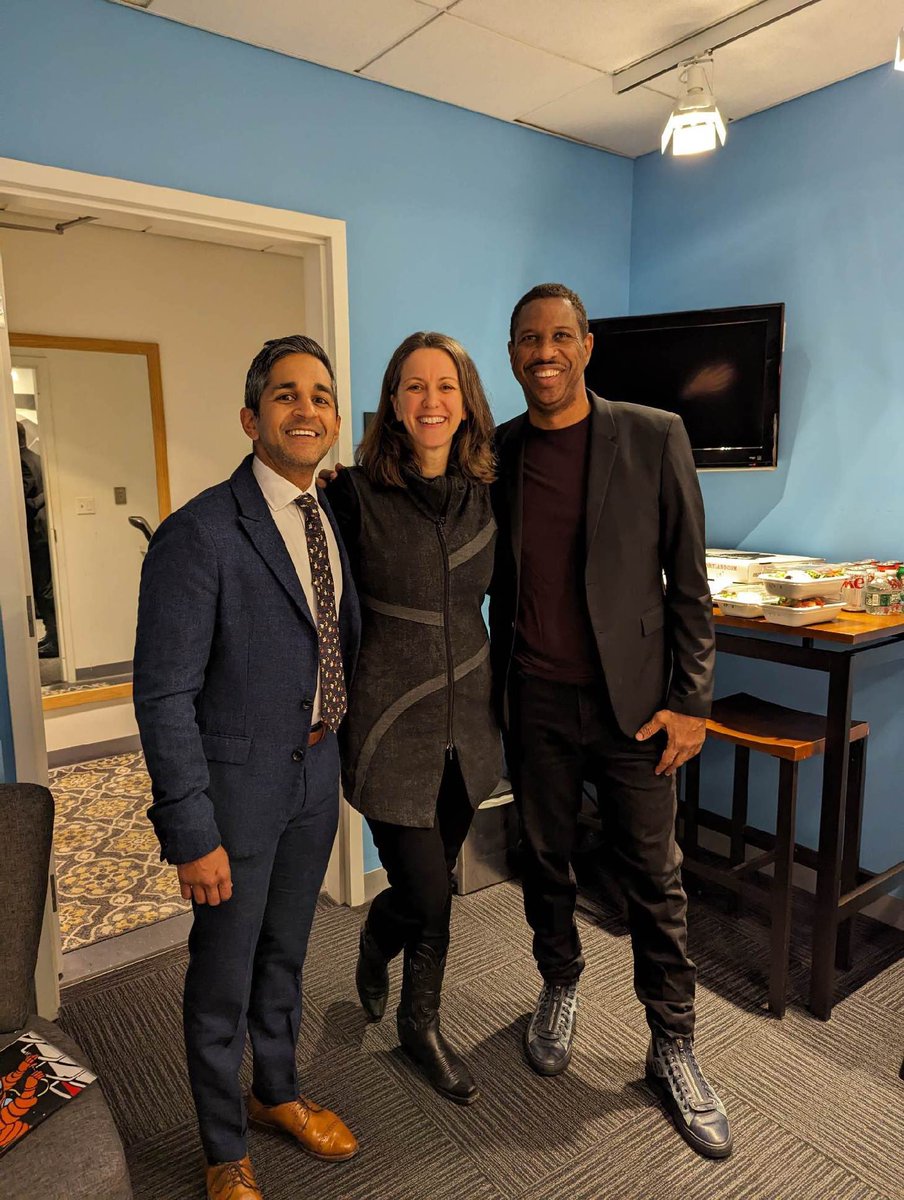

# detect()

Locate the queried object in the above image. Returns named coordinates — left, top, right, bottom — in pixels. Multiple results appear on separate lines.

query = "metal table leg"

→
left=809, top=653, right=855, bottom=1019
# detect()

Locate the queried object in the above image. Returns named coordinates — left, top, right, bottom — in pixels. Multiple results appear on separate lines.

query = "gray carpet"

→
left=58, top=883, right=904, bottom=1200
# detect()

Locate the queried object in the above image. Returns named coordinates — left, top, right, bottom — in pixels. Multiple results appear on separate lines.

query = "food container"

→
left=705, top=551, right=824, bottom=584
left=707, top=573, right=737, bottom=597
left=759, top=567, right=849, bottom=600
left=761, top=599, right=846, bottom=627
left=714, top=587, right=767, bottom=618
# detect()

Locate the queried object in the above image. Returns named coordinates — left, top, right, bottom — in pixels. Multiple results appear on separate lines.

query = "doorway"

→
left=0, top=157, right=365, bottom=1015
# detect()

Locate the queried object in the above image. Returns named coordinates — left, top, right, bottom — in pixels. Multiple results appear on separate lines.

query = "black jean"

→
left=507, top=670, right=696, bottom=1039
left=366, top=753, right=475, bottom=959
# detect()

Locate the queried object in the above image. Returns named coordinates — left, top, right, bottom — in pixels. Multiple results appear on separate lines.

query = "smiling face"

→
left=240, top=352, right=340, bottom=488
left=391, top=347, right=465, bottom=476
left=509, top=297, right=593, bottom=428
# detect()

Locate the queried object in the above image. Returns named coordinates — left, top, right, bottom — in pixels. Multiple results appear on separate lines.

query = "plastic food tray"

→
left=760, top=599, right=846, bottom=627
left=760, top=573, right=848, bottom=600
left=714, top=593, right=766, bottom=618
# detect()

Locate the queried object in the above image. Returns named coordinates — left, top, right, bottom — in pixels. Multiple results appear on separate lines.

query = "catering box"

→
left=705, top=549, right=824, bottom=585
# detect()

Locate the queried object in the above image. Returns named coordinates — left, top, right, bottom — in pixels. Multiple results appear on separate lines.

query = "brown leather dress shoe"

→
left=246, top=1092, right=358, bottom=1161
left=205, top=1155, right=263, bottom=1199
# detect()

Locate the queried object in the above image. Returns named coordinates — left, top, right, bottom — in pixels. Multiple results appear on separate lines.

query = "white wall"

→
left=44, top=698, right=137, bottom=754
left=18, top=348, right=158, bottom=673
left=0, top=222, right=307, bottom=507
left=0, top=221, right=309, bottom=749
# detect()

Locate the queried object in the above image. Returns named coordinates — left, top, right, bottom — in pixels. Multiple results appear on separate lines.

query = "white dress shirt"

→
left=252, top=455, right=344, bottom=724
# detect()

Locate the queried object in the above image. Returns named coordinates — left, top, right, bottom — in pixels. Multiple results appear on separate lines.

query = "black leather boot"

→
left=396, top=943, right=479, bottom=1105
left=355, top=924, right=390, bottom=1021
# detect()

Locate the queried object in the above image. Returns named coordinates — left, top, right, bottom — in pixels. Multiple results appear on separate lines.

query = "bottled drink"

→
left=864, top=567, right=904, bottom=616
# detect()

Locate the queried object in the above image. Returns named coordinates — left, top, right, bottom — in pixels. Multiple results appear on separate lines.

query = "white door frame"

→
left=0, top=156, right=365, bottom=1014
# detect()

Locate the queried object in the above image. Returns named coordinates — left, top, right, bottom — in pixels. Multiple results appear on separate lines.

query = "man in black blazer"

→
left=490, top=284, right=732, bottom=1159
left=134, top=336, right=361, bottom=1199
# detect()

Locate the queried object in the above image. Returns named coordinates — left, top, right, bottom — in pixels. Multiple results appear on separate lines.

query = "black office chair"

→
left=128, top=514, right=155, bottom=543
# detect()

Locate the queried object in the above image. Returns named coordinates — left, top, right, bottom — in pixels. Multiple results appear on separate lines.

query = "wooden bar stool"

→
left=681, top=692, right=868, bottom=1018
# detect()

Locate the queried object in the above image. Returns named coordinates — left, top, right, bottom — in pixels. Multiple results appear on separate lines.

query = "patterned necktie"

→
left=295, top=494, right=347, bottom=731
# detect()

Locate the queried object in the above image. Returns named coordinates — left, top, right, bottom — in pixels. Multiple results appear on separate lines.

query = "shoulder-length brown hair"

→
left=357, top=331, right=496, bottom=488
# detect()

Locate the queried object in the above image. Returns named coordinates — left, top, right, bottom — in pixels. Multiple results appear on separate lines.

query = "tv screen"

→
left=585, top=303, right=784, bottom=469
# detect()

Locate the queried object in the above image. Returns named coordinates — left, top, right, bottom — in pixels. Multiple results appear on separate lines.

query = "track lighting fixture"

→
left=661, top=57, right=727, bottom=156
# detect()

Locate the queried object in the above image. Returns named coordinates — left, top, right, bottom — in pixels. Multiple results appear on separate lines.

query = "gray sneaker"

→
left=645, top=1034, right=733, bottom=1159
left=523, top=981, right=578, bottom=1076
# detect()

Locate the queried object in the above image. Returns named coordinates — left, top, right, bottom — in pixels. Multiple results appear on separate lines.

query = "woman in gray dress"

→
left=326, top=332, right=500, bottom=1104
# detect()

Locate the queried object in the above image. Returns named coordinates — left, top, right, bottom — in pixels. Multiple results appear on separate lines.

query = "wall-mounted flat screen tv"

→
left=585, top=303, right=784, bottom=469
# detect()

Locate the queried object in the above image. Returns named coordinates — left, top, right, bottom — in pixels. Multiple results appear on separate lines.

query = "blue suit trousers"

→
left=183, top=733, right=340, bottom=1163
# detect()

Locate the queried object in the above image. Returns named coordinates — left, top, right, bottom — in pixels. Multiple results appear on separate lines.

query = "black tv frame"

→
left=586, top=302, right=784, bottom=470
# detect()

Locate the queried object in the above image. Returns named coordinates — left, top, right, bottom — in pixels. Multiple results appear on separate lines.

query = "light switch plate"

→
left=114, top=486, right=127, bottom=505
left=76, top=496, right=96, bottom=515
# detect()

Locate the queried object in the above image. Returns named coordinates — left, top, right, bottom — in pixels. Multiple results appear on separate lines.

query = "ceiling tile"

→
left=363, top=12, right=600, bottom=121
left=710, top=0, right=899, bottom=121
left=519, top=77, right=674, bottom=157
left=148, top=0, right=436, bottom=72
left=451, top=0, right=757, bottom=72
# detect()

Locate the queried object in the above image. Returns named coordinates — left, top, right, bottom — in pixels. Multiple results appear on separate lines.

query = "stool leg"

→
left=730, top=747, right=750, bottom=865
left=729, top=747, right=750, bottom=915
left=835, top=737, right=867, bottom=971
left=683, top=752, right=701, bottom=855
left=769, top=759, right=798, bottom=1018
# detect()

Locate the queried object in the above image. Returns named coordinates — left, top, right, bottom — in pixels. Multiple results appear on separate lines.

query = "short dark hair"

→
left=244, top=335, right=337, bottom=416
left=509, top=283, right=589, bottom=342
left=17, top=420, right=27, bottom=448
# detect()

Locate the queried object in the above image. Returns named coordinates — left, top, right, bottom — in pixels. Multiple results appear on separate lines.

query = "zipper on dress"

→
left=435, top=516, right=455, bottom=757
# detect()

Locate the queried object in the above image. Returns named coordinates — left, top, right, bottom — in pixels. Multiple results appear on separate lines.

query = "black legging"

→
left=365, top=754, right=475, bottom=958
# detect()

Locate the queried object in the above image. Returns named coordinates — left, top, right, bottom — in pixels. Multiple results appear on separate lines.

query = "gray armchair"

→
left=0, top=783, right=132, bottom=1199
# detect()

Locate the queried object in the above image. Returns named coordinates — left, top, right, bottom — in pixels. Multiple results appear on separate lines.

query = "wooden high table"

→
left=712, top=607, right=904, bottom=1019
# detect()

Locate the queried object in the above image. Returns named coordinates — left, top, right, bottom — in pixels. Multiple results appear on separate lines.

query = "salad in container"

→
left=713, top=585, right=767, bottom=618
left=759, top=565, right=849, bottom=600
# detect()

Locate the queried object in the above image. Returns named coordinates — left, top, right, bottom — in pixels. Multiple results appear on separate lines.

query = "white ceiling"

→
left=110, top=0, right=902, bottom=157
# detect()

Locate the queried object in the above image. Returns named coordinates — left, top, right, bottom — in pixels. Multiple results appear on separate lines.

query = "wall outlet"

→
left=114, top=486, right=127, bottom=505
left=75, top=496, right=96, bottom=515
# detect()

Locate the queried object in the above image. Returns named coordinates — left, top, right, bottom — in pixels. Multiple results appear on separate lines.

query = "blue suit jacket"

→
left=133, top=454, right=361, bottom=864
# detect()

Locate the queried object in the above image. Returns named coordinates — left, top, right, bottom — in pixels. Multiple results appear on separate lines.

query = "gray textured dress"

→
left=326, top=465, right=501, bottom=827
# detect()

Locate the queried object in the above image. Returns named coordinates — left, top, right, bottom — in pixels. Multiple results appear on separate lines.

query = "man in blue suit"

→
left=134, top=335, right=361, bottom=1200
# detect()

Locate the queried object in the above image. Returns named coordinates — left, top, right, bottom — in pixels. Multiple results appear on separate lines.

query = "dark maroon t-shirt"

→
left=513, top=414, right=601, bottom=684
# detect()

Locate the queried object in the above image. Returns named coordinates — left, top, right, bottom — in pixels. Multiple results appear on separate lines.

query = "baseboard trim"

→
left=694, top=825, right=904, bottom=932
left=75, top=660, right=132, bottom=682
left=47, top=734, right=142, bottom=768
left=364, top=867, right=387, bottom=902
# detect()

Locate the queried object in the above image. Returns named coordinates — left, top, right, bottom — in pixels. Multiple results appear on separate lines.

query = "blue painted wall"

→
left=631, top=65, right=904, bottom=886
left=1, top=0, right=632, bottom=430
left=1, top=0, right=632, bottom=869
left=2, top=1, right=899, bottom=887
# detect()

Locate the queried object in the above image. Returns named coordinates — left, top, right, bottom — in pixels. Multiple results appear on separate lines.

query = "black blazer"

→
left=489, top=391, right=714, bottom=738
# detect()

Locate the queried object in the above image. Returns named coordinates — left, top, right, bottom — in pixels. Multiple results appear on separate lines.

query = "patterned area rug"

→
left=42, top=675, right=131, bottom=698
left=50, top=751, right=188, bottom=952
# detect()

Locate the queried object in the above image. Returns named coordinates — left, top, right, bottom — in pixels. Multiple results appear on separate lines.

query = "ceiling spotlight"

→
left=896, top=28, right=904, bottom=71
left=661, top=57, right=727, bottom=156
